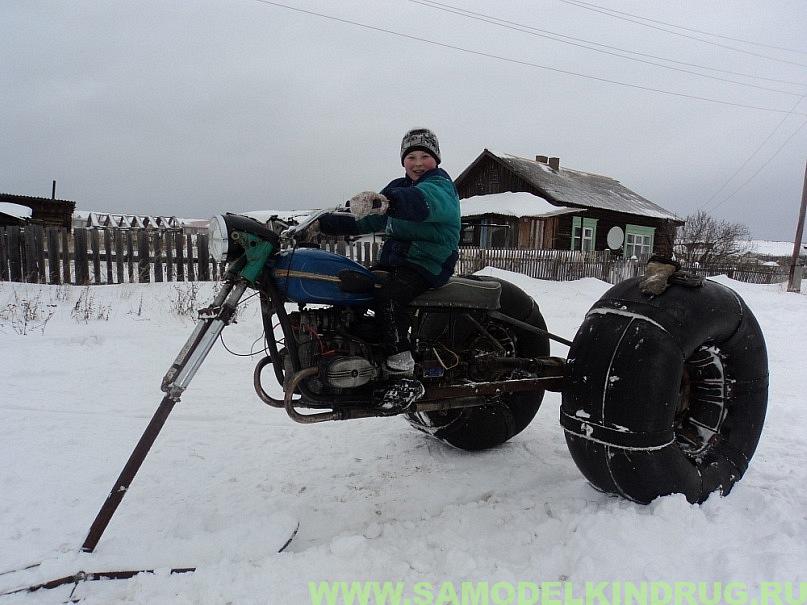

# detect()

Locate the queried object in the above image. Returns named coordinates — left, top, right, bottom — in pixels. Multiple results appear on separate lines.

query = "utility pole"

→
left=787, top=161, right=807, bottom=293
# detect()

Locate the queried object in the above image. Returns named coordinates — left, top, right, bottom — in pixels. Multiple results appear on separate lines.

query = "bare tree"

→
left=675, top=210, right=751, bottom=266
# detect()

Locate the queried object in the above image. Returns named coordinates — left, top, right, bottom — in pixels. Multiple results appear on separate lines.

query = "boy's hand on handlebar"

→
left=348, top=191, right=389, bottom=219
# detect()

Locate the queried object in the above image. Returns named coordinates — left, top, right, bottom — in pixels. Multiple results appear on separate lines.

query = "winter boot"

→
left=385, top=350, right=415, bottom=376
left=377, top=378, right=425, bottom=415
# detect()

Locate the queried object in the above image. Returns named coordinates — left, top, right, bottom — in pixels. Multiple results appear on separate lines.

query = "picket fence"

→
left=0, top=225, right=791, bottom=287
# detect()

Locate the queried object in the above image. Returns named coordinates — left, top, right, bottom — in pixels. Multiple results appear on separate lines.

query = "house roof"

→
left=457, top=150, right=682, bottom=223
left=461, top=191, right=580, bottom=219
left=0, top=192, right=76, bottom=208
left=0, top=202, right=32, bottom=220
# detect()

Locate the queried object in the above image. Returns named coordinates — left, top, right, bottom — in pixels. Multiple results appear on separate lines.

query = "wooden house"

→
left=0, top=193, right=76, bottom=228
left=454, top=150, right=683, bottom=256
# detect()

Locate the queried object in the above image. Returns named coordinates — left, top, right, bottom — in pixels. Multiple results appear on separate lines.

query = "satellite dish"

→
left=607, top=226, right=625, bottom=250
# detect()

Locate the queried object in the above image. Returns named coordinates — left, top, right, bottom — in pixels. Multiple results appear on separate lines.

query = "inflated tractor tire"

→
left=560, top=277, right=768, bottom=504
left=408, top=277, right=550, bottom=451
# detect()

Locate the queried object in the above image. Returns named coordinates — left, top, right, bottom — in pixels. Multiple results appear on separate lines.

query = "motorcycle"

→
left=3, top=207, right=769, bottom=597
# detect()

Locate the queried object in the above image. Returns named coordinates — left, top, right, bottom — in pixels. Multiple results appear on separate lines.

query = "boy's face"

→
left=403, top=150, right=437, bottom=181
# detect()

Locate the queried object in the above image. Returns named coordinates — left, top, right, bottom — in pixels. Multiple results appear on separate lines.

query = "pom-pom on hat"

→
left=400, top=128, right=441, bottom=165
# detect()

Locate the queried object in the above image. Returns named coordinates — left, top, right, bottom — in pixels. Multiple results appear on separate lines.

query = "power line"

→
left=421, top=0, right=806, bottom=88
left=707, top=117, right=807, bottom=213
left=703, top=96, right=807, bottom=211
left=412, top=0, right=805, bottom=96
left=557, top=0, right=807, bottom=69
left=560, top=0, right=807, bottom=56
left=250, top=0, right=807, bottom=117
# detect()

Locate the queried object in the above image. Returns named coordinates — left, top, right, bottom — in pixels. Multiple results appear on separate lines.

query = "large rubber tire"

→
left=408, top=277, right=550, bottom=451
left=560, top=277, right=768, bottom=504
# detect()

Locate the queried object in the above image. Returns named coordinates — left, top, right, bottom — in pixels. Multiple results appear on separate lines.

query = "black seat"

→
left=409, top=277, right=501, bottom=310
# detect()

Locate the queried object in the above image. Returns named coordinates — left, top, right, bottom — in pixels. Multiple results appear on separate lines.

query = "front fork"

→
left=161, top=279, right=248, bottom=399
left=81, top=276, right=249, bottom=553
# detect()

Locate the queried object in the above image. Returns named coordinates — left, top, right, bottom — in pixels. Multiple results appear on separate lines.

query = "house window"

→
left=571, top=217, right=598, bottom=251
left=625, top=224, right=655, bottom=258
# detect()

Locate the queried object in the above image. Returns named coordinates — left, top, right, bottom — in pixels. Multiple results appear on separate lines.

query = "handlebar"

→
left=280, top=205, right=349, bottom=242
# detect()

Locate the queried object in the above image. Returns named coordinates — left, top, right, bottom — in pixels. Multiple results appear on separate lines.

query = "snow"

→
left=460, top=192, right=578, bottom=219
left=1, top=273, right=806, bottom=603
left=748, top=239, right=807, bottom=258
left=0, top=203, right=32, bottom=220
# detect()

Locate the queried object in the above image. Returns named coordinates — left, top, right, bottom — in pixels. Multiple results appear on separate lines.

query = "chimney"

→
left=535, top=155, right=548, bottom=163
left=548, top=157, right=560, bottom=170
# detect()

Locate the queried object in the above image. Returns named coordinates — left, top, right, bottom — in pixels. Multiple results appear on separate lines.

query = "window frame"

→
left=571, top=217, right=598, bottom=252
left=624, top=224, right=655, bottom=258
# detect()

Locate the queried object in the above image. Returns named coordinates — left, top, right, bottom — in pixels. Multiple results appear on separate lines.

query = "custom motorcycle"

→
left=3, top=208, right=769, bottom=597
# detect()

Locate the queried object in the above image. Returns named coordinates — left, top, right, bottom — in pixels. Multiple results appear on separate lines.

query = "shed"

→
left=0, top=193, right=76, bottom=228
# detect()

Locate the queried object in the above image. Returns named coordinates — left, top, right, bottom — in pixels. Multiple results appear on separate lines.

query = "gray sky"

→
left=2, top=0, right=805, bottom=239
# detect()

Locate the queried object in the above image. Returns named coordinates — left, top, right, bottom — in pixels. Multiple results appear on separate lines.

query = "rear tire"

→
left=408, top=277, right=549, bottom=451
left=560, top=277, right=768, bottom=503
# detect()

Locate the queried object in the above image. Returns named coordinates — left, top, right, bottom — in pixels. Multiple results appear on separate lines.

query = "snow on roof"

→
left=749, top=240, right=807, bottom=257
left=480, top=150, right=681, bottom=222
left=0, top=202, right=33, bottom=220
left=461, top=192, right=580, bottom=219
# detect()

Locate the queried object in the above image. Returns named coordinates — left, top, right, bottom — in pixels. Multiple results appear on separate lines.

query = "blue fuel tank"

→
left=271, top=248, right=376, bottom=305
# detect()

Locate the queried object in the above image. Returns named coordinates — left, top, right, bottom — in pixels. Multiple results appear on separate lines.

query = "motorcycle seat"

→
left=409, top=277, right=501, bottom=310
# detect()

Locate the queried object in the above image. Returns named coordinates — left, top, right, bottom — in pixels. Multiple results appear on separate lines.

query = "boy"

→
left=309, top=128, right=461, bottom=411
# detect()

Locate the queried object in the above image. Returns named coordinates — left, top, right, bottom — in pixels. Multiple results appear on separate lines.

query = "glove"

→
left=639, top=256, right=681, bottom=296
left=348, top=191, right=389, bottom=220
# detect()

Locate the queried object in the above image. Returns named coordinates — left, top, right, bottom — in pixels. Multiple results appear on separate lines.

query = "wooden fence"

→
left=0, top=225, right=792, bottom=286
left=456, top=248, right=645, bottom=283
left=455, top=247, right=791, bottom=285
left=0, top=225, right=383, bottom=286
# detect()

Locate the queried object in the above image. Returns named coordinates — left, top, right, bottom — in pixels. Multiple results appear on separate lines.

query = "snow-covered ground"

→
left=0, top=271, right=805, bottom=604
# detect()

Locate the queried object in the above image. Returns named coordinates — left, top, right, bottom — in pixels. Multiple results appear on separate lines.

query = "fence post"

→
left=126, top=231, right=135, bottom=283
left=165, top=232, right=174, bottom=281
left=23, top=227, right=38, bottom=282
left=7, top=227, right=22, bottom=282
left=47, top=228, right=61, bottom=284
left=61, top=229, right=72, bottom=284
left=186, top=233, right=195, bottom=281
left=114, top=229, right=124, bottom=284
left=198, top=233, right=210, bottom=280
left=174, top=231, right=185, bottom=281
left=35, top=226, right=47, bottom=283
left=74, top=228, right=89, bottom=285
left=104, top=228, right=114, bottom=284
left=90, top=229, right=102, bottom=284
left=0, top=227, right=9, bottom=281
left=137, top=230, right=151, bottom=283
left=153, top=232, right=164, bottom=283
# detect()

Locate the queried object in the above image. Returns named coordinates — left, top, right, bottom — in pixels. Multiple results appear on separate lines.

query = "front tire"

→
left=560, top=277, right=768, bottom=503
left=408, top=277, right=549, bottom=451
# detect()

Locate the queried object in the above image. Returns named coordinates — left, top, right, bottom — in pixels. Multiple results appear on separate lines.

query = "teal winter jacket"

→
left=319, top=168, right=461, bottom=287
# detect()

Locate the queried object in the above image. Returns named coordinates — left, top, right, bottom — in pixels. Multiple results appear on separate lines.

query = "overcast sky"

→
left=2, top=0, right=805, bottom=239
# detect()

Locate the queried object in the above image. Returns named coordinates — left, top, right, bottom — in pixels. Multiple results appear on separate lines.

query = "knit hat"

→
left=400, top=128, right=441, bottom=165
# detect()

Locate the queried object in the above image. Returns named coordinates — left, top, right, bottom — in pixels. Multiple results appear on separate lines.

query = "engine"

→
left=283, top=307, right=381, bottom=394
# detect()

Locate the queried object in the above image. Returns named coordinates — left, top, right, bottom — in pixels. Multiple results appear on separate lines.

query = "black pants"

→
left=373, top=266, right=431, bottom=356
